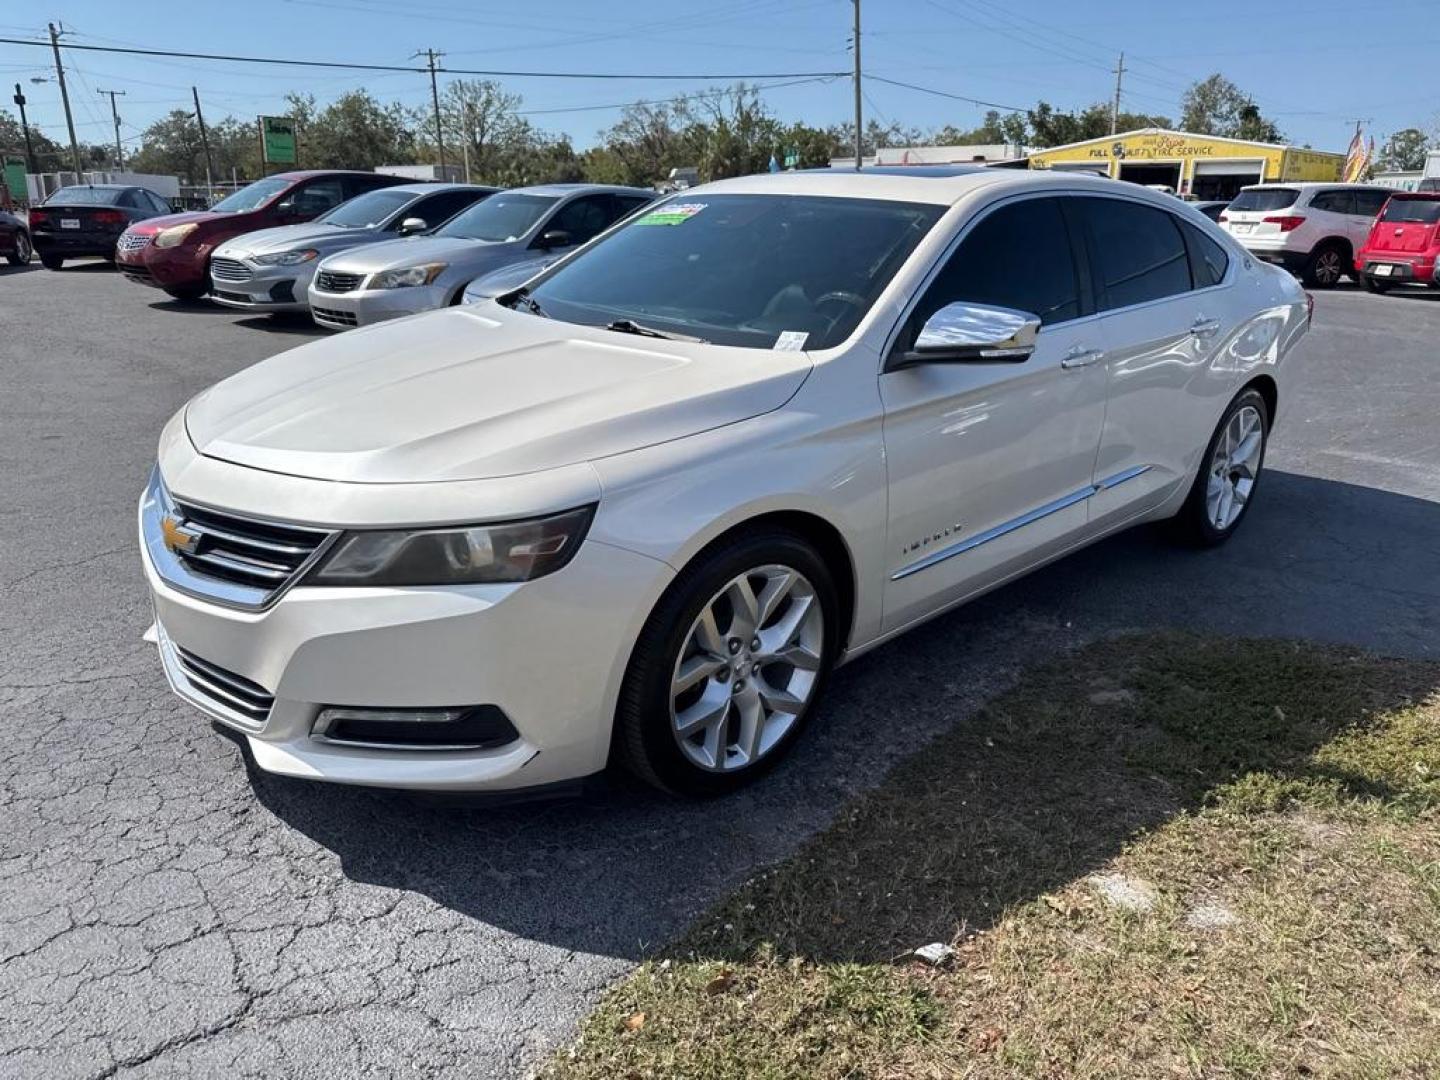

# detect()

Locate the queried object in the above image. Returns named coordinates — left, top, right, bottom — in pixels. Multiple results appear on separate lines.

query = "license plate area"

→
left=61, top=218, right=81, bottom=229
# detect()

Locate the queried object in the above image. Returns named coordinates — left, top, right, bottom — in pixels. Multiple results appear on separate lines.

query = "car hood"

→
left=184, top=304, right=812, bottom=483
left=318, top=235, right=518, bottom=274
left=126, top=209, right=250, bottom=234
left=464, top=255, right=557, bottom=300
left=214, top=222, right=357, bottom=257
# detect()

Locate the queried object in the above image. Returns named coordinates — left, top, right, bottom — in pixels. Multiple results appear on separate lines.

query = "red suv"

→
left=116, top=171, right=406, bottom=301
left=1356, top=192, right=1440, bottom=294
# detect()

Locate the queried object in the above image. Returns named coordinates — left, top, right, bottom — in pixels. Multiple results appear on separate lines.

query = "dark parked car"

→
left=28, top=184, right=173, bottom=269
left=116, top=171, right=406, bottom=301
left=1192, top=200, right=1229, bottom=223
left=1, top=208, right=31, bottom=266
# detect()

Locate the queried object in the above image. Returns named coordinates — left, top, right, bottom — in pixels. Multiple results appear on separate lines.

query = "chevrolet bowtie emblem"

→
left=161, top=515, right=201, bottom=556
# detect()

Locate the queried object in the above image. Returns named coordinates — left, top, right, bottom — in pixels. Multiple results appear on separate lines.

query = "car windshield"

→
left=319, top=189, right=413, bottom=229
left=520, top=194, right=944, bottom=350
left=1229, top=188, right=1299, bottom=212
left=43, top=186, right=124, bottom=206
left=437, top=193, right=558, bottom=241
left=1381, top=198, right=1440, bottom=224
left=209, top=176, right=291, bottom=213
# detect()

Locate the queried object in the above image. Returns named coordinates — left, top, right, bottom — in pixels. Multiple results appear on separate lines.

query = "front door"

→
left=880, top=195, right=1109, bottom=633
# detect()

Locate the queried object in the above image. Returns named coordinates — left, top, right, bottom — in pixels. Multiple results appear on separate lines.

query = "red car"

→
left=1356, top=192, right=1440, bottom=294
left=116, top=170, right=405, bottom=301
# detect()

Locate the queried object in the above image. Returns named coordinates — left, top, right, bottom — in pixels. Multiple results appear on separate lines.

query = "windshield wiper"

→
left=603, top=318, right=708, bottom=344
left=508, top=288, right=549, bottom=318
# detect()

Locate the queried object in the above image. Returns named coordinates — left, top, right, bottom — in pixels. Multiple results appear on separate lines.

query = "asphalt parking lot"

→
left=2, top=264, right=1438, bottom=1079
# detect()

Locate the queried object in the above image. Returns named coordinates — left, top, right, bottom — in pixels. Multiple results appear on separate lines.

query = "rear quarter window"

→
left=1229, top=188, right=1300, bottom=213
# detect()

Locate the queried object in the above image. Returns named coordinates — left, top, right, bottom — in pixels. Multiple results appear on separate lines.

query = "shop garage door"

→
left=1192, top=160, right=1265, bottom=201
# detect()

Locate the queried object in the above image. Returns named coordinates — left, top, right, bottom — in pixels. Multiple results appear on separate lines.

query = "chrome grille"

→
left=315, top=270, right=364, bottom=293
left=210, top=257, right=252, bottom=282
left=117, top=232, right=151, bottom=253
left=312, top=305, right=358, bottom=328
left=174, top=645, right=274, bottom=725
left=141, top=469, right=338, bottom=610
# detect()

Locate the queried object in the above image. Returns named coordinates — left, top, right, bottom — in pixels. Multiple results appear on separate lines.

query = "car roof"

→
left=504, top=183, right=656, bottom=197
left=271, top=170, right=396, bottom=180
left=684, top=166, right=1122, bottom=206
left=1241, top=181, right=1390, bottom=191
left=381, top=182, right=500, bottom=196
left=1389, top=191, right=1440, bottom=199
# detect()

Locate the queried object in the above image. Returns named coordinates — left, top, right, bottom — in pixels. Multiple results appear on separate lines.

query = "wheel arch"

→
left=1241, top=372, right=1278, bottom=425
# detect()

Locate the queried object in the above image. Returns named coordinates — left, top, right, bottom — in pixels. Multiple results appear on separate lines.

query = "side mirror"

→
left=398, top=217, right=428, bottom=236
left=893, top=302, right=1041, bottom=368
left=537, top=229, right=571, bottom=250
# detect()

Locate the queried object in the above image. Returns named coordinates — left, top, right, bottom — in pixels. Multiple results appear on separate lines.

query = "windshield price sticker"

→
left=637, top=203, right=707, bottom=226
left=774, top=330, right=809, bottom=351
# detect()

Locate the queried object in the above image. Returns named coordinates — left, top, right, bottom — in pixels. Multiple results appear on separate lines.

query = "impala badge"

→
left=903, top=523, right=963, bottom=557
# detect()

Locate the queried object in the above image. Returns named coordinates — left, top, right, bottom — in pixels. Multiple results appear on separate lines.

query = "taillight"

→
left=1218, top=213, right=1230, bottom=223
left=1263, top=215, right=1306, bottom=233
left=93, top=209, right=126, bottom=225
left=28, top=209, right=48, bottom=227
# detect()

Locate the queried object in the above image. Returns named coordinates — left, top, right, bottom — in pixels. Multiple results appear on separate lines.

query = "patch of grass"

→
left=545, top=634, right=1440, bottom=1079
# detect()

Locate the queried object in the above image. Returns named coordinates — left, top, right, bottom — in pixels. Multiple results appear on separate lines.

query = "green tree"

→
left=931, top=110, right=1029, bottom=147
left=1378, top=128, right=1430, bottom=172
left=1180, top=75, right=1283, bottom=142
left=591, top=99, right=691, bottom=187
left=1025, top=101, right=1170, bottom=148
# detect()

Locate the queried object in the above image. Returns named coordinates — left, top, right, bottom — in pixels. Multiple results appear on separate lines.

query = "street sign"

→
left=259, top=116, right=297, bottom=165
left=783, top=148, right=799, bottom=168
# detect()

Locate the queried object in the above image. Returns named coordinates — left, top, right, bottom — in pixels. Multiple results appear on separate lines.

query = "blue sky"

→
left=2, top=0, right=1435, bottom=158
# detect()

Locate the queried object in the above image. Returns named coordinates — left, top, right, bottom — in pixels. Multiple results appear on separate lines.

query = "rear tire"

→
left=39, top=253, right=63, bottom=270
left=1170, top=388, right=1269, bottom=548
left=614, top=528, right=840, bottom=796
left=1301, top=242, right=1347, bottom=288
left=1360, top=275, right=1392, bottom=294
left=6, top=230, right=29, bottom=266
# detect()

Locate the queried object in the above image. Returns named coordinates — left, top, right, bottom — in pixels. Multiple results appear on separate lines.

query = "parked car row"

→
left=1218, top=181, right=1440, bottom=295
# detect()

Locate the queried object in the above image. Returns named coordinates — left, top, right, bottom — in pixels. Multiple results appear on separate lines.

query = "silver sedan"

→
left=208, top=183, right=497, bottom=314
left=307, top=184, right=655, bottom=330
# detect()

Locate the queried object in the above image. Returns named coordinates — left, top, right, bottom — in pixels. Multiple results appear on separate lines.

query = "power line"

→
left=518, top=76, right=836, bottom=117
left=0, top=35, right=847, bottom=80
left=863, top=74, right=1028, bottom=114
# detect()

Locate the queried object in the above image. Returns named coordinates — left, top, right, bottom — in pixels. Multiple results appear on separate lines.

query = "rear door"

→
left=1075, top=195, right=1242, bottom=526
left=880, top=194, right=1109, bottom=631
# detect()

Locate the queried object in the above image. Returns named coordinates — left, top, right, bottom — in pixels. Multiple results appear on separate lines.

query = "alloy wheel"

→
left=1314, top=249, right=1343, bottom=285
left=669, top=564, right=825, bottom=772
left=1206, top=404, right=1263, bottom=531
left=17, top=232, right=30, bottom=263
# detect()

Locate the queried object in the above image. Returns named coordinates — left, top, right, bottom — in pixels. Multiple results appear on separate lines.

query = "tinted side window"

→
left=344, top=174, right=395, bottom=198
left=1078, top=198, right=1192, bottom=310
left=616, top=194, right=655, bottom=216
left=288, top=179, right=345, bottom=217
left=1353, top=190, right=1389, bottom=217
left=1182, top=222, right=1229, bottom=288
left=410, top=189, right=487, bottom=227
left=1312, top=191, right=1356, bottom=215
left=909, top=197, right=1081, bottom=331
left=547, top=195, right=618, bottom=245
left=145, top=191, right=169, bottom=213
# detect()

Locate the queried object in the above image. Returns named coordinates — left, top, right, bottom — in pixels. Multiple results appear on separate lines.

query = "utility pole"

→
left=47, top=23, right=84, bottom=179
left=192, top=86, right=215, bottom=204
left=97, top=88, right=126, bottom=170
left=415, top=48, right=446, bottom=174
left=12, top=83, right=37, bottom=174
left=851, top=0, right=862, bottom=171
left=1110, top=51, right=1125, bottom=136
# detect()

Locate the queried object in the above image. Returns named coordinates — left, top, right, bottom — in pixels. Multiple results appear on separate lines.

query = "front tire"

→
left=614, top=529, right=840, bottom=796
left=1360, top=275, right=1392, bottom=294
left=1171, top=388, right=1269, bottom=547
left=1302, top=243, right=1347, bottom=288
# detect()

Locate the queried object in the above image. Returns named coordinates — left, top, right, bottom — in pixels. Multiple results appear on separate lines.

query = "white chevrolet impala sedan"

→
left=140, top=167, right=1311, bottom=796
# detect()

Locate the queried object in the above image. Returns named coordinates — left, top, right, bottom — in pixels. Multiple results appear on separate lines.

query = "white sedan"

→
left=139, top=167, right=1311, bottom=796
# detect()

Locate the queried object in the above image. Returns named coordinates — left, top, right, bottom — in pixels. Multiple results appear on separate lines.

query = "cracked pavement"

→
left=2, top=265, right=1438, bottom=1078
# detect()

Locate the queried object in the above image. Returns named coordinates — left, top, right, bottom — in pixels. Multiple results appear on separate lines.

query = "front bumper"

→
left=307, top=280, right=447, bottom=330
left=209, top=259, right=314, bottom=312
left=140, top=490, right=673, bottom=792
left=117, top=242, right=209, bottom=290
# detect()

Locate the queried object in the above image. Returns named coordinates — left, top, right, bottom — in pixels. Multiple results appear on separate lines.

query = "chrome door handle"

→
left=1060, top=346, right=1104, bottom=370
left=1191, top=316, right=1222, bottom=338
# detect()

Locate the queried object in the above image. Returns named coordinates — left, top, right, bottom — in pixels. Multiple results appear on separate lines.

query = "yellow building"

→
left=1028, top=128, right=1344, bottom=201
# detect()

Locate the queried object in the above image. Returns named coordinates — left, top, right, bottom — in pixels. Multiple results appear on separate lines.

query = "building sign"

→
left=3, top=155, right=25, bottom=201
left=1029, top=129, right=1343, bottom=187
left=259, top=116, right=297, bottom=165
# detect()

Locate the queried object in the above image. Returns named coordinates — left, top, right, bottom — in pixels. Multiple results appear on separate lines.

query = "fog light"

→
left=312, top=705, right=518, bottom=750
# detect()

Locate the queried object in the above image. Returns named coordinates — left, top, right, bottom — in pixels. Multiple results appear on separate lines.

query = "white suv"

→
left=1220, top=182, right=1391, bottom=287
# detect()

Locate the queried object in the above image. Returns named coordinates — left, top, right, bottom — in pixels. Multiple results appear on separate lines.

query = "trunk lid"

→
left=1366, top=196, right=1440, bottom=254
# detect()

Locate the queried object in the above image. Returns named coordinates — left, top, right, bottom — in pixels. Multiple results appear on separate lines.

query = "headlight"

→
left=153, top=223, right=199, bottom=249
left=305, top=506, right=595, bottom=586
left=253, top=248, right=319, bottom=266
left=372, top=262, right=447, bottom=289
